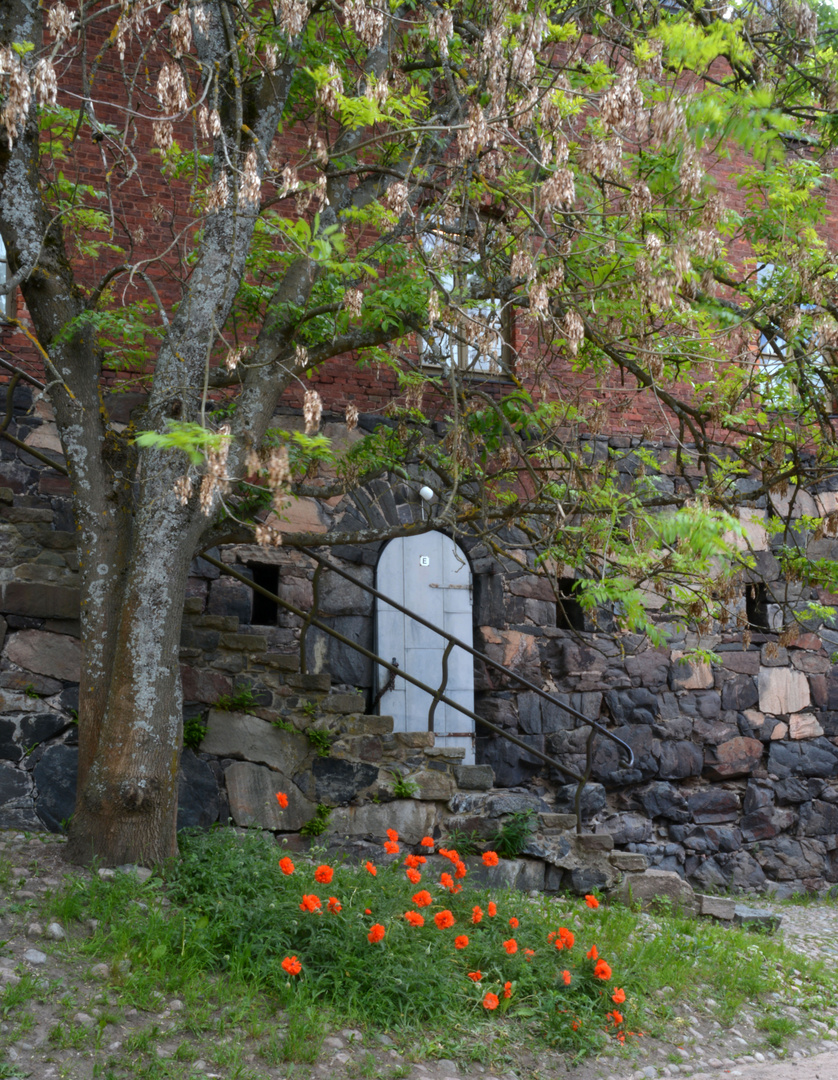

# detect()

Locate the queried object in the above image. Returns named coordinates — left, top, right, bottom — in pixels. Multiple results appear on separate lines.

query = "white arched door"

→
left=376, top=534, right=474, bottom=763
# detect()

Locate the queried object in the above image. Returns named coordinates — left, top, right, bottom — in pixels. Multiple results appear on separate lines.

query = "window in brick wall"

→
left=249, top=562, right=280, bottom=625
left=756, top=262, right=823, bottom=410
left=556, top=578, right=586, bottom=631
left=745, top=582, right=771, bottom=633
left=419, top=222, right=512, bottom=376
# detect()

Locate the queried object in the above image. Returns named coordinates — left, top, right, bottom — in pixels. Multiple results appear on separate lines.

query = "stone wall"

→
left=1, top=385, right=838, bottom=896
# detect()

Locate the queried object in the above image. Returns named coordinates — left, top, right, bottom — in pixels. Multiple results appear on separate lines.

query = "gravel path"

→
left=3, top=833, right=838, bottom=1080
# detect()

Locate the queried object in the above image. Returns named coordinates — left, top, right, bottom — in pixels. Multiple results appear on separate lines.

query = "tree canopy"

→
left=1, top=0, right=838, bottom=861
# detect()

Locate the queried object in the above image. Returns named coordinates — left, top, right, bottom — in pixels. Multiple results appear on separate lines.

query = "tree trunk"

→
left=66, top=486, right=198, bottom=866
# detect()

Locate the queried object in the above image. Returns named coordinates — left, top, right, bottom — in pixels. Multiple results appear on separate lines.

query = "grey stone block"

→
left=311, top=758, right=379, bottom=805
left=733, top=905, right=782, bottom=933
left=613, top=869, right=698, bottom=915
left=609, top=851, right=648, bottom=871
left=325, top=799, right=436, bottom=845
left=201, top=710, right=311, bottom=776
left=5, top=629, right=82, bottom=682
left=454, top=764, right=494, bottom=790
left=33, top=744, right=77, bottom=832
left=177, top=749, right=221, bottom=830
left=224, top=760, right=316, bottom=832
left=697, top=894, right=736, bottom=920
left=0, top=583, right=79, bottom=620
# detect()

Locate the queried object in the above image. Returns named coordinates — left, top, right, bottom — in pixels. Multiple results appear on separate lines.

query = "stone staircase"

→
left=196, top=666, right=670, bottom=898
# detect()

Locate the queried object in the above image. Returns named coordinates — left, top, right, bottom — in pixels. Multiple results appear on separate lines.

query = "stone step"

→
left=538, top=812, right=577, bottom=830
left=609, top=850, right=648, bottom=871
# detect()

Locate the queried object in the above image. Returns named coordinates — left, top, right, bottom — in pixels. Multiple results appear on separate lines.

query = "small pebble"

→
left=97, top=868, right=115, bottom=881
left=25, top=923, right=44, bottom=939
left=168, top=999, right=184, bottom=1011
left=22, top=949, right=46, bottom=965
left=74, top=1013, right=95, bottom=1026
left=46, top=923, right=65, bottom=940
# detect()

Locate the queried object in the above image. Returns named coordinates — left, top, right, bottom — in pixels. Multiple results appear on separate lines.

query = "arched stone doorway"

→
left=375, top=533, right=475, bottom=763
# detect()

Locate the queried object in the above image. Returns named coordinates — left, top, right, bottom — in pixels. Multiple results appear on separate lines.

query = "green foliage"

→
left=300, top=804, right=332, bottom=836
left=306, top=728, right=332, bottom=758
left=42, top=827, right=836, bottom=1057
left=491, top=811, right=537, bottom=860
left=389, top=772, right=420, bottom=799
left=183, top=715, right=207, bottom=751
left=215, top=685, right=259, bottom=714
left=135, top=422, right=229, bottom=466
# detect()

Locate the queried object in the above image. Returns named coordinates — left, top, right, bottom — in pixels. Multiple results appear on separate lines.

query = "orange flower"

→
left=612, top=988, right=626, bottom=1005
left=327, top=896, right=342, bottom=913
left=525, top=948, right=535, bottom=962
left=440, top=872, right=454, bottom=889
left=434, top=910, right=455, bottom=929
left=503, top=938, right=518, bottom=955
left=571, top=1019, right=579, bottom=1031
left=438, top=847, right=449, bottom=859
left=368, top=923, right=385, bottom=944
left=547, top=931, right=557, bottom=943
left=365, top=908, right=372, bottom=914
left=404, top=854, right=422, bottom=869
left=450, top=883, right=463, bottom=895
left=276, top=792, right=289, bottom=809
left=482, top=851, right=499, bottom=866
left=483, top=992, right=499, bottom=1011
left=420, top=836, right=435, bottom=848
left=593, top=958, right=612, bottom=981
left=472, top=906, right=483, bottom=924
left=585, top=894, right=600, bottom=909
left=413, top=890, right=432, bottom=908
left=387, top=828, right=399, bottom=843
left=416, top=855, right=427, bottom=865
left=299, top=894, right=321, bottom=913
left=556, top=927, right=574, bottom=950
left=281, top=955, right=301, bottom=975
left=383, top=840, right=400, bottom=854
left=467, top=971, right=482, bottom=982
left=586, top=945, right=598, bottom=961
left=454, top=935, right=469, bottom=950
left=365, top=861, right=377, bottom=876
left=487, top=902, right=497, bottom=917
left=562, top=969, right=571, bottom=986
left=454, top=861, right=467, bottom=879
left=406, top=868, right=422, bottom=885
left=314, top=864, right=333, bottom=884
left=278, top=856, right=295, bottom=876
left=610, top=1010, right=624, bottom=1025
left=508, top=917, right=519, bottom=929
left=503, top=981, right=512, bottom=999
left=404, top=911, right=424, bottom=927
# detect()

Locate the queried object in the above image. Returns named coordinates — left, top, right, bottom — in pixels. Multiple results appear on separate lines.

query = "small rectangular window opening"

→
left=556, top=578, right=586, bottom=632
left=249, top=562, right=280, bottom=625
left=745, top=583, right=771, bottom=634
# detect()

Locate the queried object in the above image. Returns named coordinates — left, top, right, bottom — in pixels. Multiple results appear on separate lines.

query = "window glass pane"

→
left=419, top=222, right=506, bottom=374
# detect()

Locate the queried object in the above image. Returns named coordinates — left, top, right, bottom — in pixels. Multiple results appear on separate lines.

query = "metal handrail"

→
left=298, top=547, right=634, bottom=766
left=200, top=549, right=633, bottom=833
left=200, top=551, right=588, bottom=786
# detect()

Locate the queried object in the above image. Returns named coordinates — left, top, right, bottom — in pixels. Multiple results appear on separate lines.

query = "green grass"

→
left=41, top=827, right=838, bottom=1068
left=759, top=1013, right=799, bottom=1047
